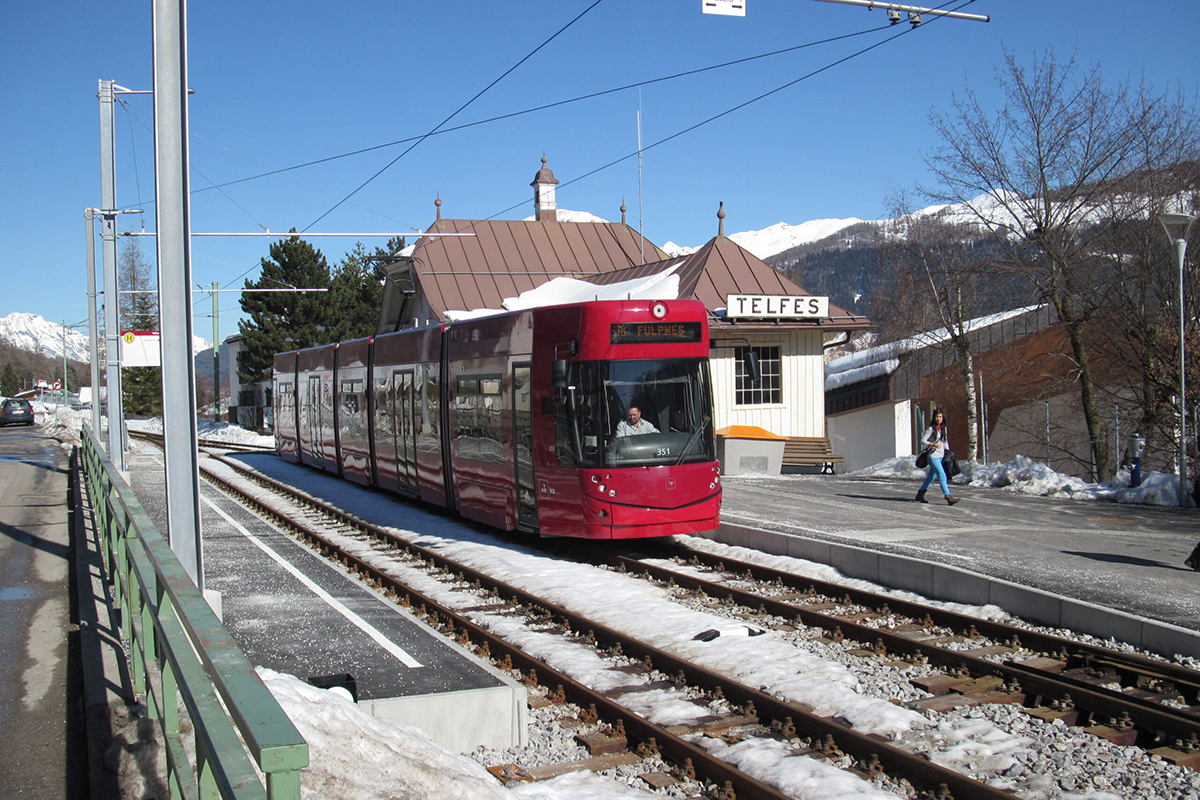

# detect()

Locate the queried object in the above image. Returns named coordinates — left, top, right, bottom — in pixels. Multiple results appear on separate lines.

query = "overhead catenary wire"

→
left=480, top=0, right=978, bottom=223
left=301, top=0, right=610, bottom=232
left=191, top=22, right=892, bottom=198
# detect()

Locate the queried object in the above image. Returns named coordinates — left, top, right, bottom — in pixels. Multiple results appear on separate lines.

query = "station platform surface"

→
left=123, top=448, right=526, bottom=752
left=715, top=472, right=1200, bottom=658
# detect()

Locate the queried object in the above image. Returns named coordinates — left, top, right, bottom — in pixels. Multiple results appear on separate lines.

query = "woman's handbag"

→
left=915, top=449, right=929, bottom=469
left=943, top=449, right=961, bottom=478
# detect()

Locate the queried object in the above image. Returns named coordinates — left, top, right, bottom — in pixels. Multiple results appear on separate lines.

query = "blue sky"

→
left=1, top=1, right=1196, bottom=343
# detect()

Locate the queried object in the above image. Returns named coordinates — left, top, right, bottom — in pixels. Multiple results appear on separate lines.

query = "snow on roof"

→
left=444, top=265, right=681, bottom=321
left=825, top=305, right=1045, bottom=390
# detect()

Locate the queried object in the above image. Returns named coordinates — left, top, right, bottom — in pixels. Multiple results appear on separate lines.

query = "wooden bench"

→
left=782, top=436, right=845, bottom=474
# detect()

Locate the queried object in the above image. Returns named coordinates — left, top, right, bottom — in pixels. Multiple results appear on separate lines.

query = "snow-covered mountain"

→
left=664, top=216, right=869, bottom=259
left=0, top=312, right=211, bottom=363
left=0, top=313, right=92, bottom=361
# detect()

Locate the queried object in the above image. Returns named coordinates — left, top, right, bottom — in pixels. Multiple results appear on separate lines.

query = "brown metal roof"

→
left=590, top=236, right=871, bottom=332
left=410, top=218, right=668, bottom=318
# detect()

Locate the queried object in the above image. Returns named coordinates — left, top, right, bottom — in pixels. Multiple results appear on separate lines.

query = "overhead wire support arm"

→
left=807, top=0, right=990, bottom=23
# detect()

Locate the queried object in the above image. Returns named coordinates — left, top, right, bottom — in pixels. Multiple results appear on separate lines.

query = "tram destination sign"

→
left=726, top=294, right=829, bottom=319
left=610, top=321, right=703, bottom=345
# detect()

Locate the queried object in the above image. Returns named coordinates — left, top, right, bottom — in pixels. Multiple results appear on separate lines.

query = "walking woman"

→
left=916, top=409, right=960, bottom=506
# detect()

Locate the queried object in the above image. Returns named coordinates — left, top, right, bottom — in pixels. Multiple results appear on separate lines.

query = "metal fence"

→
left=79, top=428, right=308, bottom=799
left=986, top=393, right=1189, bottom=481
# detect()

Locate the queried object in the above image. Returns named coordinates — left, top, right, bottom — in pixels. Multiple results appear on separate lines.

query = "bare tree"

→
left=878, top=193, right=1018, bottom=461
left=923, top=48, right=1197, bottom=481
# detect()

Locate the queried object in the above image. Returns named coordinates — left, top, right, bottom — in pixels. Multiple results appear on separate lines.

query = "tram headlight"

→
left=608, top=489, right=617, bottom=497
left=597, top=485, right=606, bottom=493
left=591, top=475, right=599, bottom=483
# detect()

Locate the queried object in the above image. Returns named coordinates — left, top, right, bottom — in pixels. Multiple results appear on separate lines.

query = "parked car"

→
left=0, top=398, right=35, bottom=426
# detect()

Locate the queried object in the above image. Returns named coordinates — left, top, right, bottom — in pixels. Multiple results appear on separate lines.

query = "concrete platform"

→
left=715, top=473, right=1200, bottom=659
left=125, top=450, right=526, bottom=753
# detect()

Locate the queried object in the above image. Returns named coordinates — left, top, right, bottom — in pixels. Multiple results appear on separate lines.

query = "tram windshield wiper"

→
left=674, top=414, right=711, bottom=466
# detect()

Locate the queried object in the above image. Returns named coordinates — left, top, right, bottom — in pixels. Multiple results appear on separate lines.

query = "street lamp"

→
left=1158, top=211, right=1196, bottom=507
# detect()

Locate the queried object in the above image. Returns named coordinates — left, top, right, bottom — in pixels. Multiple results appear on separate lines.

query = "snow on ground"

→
left=126, top=416, right=276, bottom=448
left=848, top=454, right=1194, bottom=507
left=31, top=407, right=274, bottom=453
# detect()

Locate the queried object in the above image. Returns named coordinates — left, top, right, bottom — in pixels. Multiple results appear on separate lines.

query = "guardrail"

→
left=80, top=428, right=308, bottom=799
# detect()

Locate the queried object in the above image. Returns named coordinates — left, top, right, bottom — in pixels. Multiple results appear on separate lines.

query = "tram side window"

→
left=340, top=379, right=366, bottom=437
left=417, top=369, right=439, bottom=453
left=454, top=375, right=506, bottom=462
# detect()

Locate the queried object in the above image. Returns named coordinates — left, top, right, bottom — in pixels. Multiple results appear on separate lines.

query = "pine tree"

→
left=118, top=240, right=163, bottom=416
left=1, top=363, right=17, bottom=397
left=238, top=235, right=333, bottom=385
left=327, top=237, right=403, bottom=341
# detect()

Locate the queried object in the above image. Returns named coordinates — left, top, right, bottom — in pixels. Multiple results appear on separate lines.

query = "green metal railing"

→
left=80, top=428, right=308, bottom=799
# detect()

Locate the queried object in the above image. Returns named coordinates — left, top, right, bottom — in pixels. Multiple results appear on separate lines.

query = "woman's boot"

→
left=915, top=490, right=928, bottom=503
left=945, top=495, right=960, bottom=506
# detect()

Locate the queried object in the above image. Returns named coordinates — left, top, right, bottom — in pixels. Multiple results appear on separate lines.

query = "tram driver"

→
left=615, top=406, right=659, bottom=437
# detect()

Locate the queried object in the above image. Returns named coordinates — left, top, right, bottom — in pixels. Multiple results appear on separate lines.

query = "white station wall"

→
left=711, top=329, right=825, bottom=438
left=827, top=399, right=913, bottom=472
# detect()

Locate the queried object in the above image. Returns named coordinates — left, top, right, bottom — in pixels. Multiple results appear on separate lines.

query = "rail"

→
left=79, top=428, right=308, bottom=799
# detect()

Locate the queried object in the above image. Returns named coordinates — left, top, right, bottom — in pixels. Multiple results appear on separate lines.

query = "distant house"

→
left=373, top=157, right=872, bottom=460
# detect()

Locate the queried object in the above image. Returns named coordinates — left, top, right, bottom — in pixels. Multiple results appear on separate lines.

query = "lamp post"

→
left=1158, top=211, right=1196, bottom=507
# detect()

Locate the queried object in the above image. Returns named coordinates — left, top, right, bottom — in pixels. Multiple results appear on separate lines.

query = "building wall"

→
left=828, top=399, right=914, bottom=472
left=711, top=329, right=825, bottom=438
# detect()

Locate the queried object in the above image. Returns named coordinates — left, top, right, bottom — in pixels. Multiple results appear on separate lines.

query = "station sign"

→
left=702, top=0, right=745, bottom=17
left=725, top=294, right=829, bottom=320
left=121, top=330, right=162, bottom=367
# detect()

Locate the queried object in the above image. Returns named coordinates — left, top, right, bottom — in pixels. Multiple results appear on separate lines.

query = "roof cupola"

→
left=531, top=155, right=559, bottom=222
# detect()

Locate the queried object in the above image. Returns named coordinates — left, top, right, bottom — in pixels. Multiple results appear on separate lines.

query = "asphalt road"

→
left=0, top=423, right=86, bottom=798
left=719, top=473, right=1200, bottom=632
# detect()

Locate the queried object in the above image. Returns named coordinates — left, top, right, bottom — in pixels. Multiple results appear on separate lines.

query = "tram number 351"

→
left=656, top=447, right=671, bottom=457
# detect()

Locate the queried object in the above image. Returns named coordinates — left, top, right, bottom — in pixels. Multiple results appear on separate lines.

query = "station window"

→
left=734, top=346, right=782, bottom=405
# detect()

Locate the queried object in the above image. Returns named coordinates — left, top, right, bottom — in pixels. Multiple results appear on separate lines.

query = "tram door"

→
left=395, top=370, right=418, bottom=490
left=513, top=364, right=537, bottom=529
left=307, top=375, right=324, bottom=467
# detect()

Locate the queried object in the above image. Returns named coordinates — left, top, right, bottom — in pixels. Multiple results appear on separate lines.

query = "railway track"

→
left=193, top=451, right=1022, bottom=799
left=180, top=448, right=1200, bottom=799
left=580, top=541, right=1200, bottom=770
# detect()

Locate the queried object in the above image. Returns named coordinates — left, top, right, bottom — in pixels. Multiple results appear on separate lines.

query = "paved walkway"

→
left=0, top=426, right=87, bottom=799
left=719, top=472, right=1200, bottom=633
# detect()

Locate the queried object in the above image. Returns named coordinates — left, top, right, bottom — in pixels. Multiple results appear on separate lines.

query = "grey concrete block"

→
left=785, top=534, right=831, bottom=565
left=828, top=545, right=880, bottom=584
left=1060, top=600, right=1146, bottom=648
left=931, top=566, right=992, bottom=606
left=878, top=555, right=935, bottom=596
left=361, top=682, right=528, bottom=753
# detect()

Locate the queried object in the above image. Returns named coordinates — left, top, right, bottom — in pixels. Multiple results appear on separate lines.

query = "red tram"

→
left=273, top=300, right=723, bottom=539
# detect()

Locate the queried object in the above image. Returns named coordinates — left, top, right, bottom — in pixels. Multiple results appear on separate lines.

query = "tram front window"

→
left=556, top=358, right=714, bottom=468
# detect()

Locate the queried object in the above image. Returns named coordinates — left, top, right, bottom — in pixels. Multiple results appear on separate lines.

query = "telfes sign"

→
left=726, top=294, right=829, bottom=319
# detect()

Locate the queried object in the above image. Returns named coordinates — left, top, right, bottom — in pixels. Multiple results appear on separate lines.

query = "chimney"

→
left=531, top=155, right=559, bottom=222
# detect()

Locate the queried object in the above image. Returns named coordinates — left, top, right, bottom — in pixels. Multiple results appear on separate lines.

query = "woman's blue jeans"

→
left=920, top=455, right=949, bottom=496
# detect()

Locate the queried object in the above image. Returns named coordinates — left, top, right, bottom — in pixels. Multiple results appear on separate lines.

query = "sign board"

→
left=121, top=330, right=162, bottom=367
left=702, top=0, right=745, bottom=16
left=725, top=294, right=829, bottom=320
left=52, top=380, right=62, bottom=391
left=610, top=322, right=703, bottom=345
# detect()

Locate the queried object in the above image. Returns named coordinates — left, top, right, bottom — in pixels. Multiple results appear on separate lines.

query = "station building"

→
left=374, top=158, right=872, bottom=465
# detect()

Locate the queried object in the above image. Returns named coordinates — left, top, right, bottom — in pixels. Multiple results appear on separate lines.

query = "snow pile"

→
left=127, top=417, right=275, bottom=448
left=260, top=668, right=671, bottom=800
left=444, top=264, right=682, bottom=321
left=849, top=454, right=1194, bottom=507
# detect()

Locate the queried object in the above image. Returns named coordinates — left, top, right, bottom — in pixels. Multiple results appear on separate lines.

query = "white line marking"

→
left=202, top=497, right=424, bottom=668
